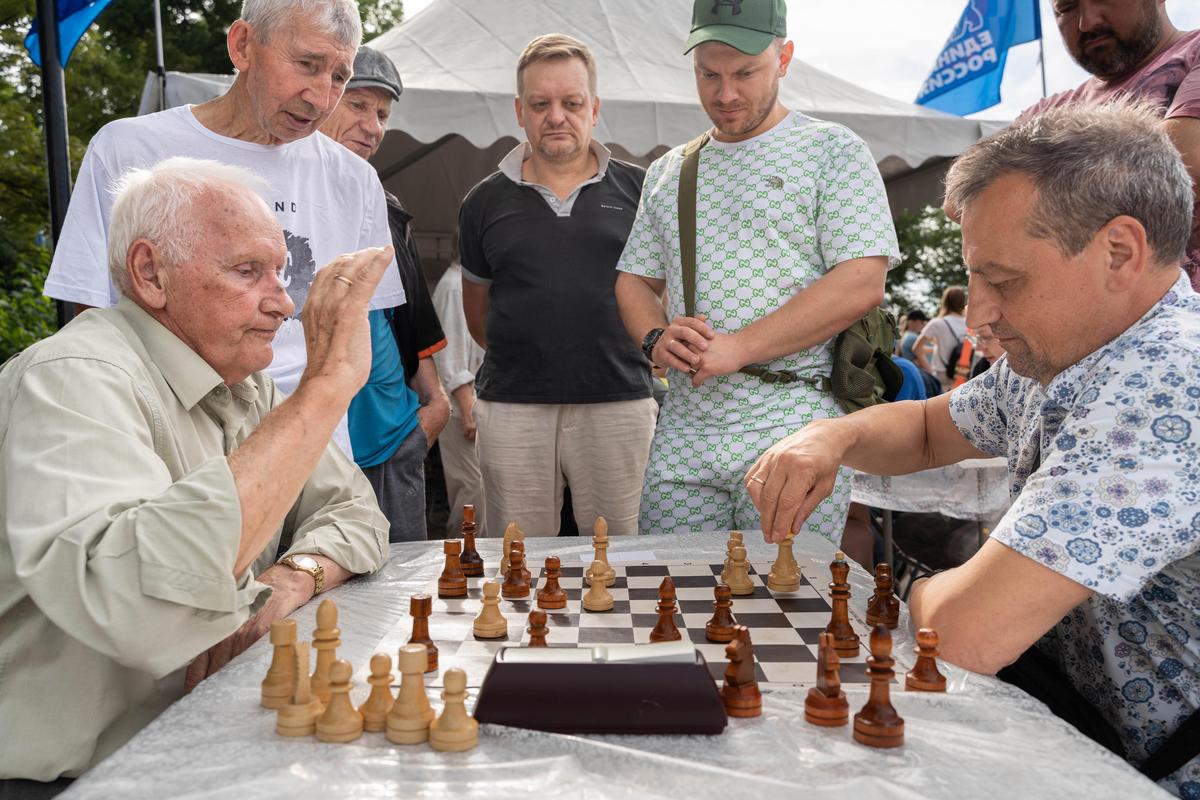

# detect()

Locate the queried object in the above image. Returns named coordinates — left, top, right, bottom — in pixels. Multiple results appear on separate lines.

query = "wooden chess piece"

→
left=767, top=533, right=801, bottom=593
left=582, top=559, right=614, bottom=612
left=649, top=576, right=682, bottom=642
left=459, top=505, right=484, bottom=577
left=277, top=641, right=323, bottom=737
left=704, top=583, right=738, bottom=642
left=804, top=632, right=849, bottom=727
left=386, top=644, right=435, bottom=744
left=501, top=541, right=531, bottom=599
left=865, top=563, right=900, bottom=629
left=473, top=580, right=509, bottom=638
left=853, top=625, right=905, bottom=748
left=358, top=652, right=395, bottom=732
left=527, top=609, right=549, bottom=646
left=438, top=539, right=468, bottom=598
left=825, top=551, right=861, bottom=658
left=721, top=531, right=743, bottom=585
left=905, top=628, right=947, bottom=692
left=537, top=555, right=568, bottom=610
left=725, top=545, right=754, bottom=596
left=429, top=668, right=479, bottom=752
left=407, top=594, right=439, bottom=673
left=586, top=517, right=616, bottom=587
left=310, top=598, right=340, bottom=703
left=499, top=521, right=524, bottom=577
left=721, top=625, right=762, bottom=717
left=315, top=659, right=363, bottom=743
left=261, top=618, right=297, bottom=709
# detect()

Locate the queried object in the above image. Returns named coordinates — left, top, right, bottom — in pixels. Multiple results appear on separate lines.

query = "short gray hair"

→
left=944, top=101, right=1193, bottom=266
left=107, top=157, right=267, bottom=294
left=240, top=0, right=362, bottom=50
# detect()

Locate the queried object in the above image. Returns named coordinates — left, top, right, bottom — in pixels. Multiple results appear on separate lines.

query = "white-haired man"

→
left=615, top=0, right=897, bottom=538
left=748, top=104, right=1200, bottom=797
left=42, top=0, right=405, bottom=455
left=0, top=158, right=391, bottom=793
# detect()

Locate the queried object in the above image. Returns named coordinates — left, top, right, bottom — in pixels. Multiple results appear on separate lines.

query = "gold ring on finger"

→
left=749, top=475, right=766, bottom=485
left=333, top=274, right=353, bottom=287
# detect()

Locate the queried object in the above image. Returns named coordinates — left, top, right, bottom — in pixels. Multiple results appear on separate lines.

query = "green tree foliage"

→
left=0, top=0, right=402, bottom=361
left=885, top=205, right=968, bottom=316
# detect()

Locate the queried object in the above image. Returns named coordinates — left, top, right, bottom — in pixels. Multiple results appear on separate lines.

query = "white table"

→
left=60, top=532, right=1167, bottom=800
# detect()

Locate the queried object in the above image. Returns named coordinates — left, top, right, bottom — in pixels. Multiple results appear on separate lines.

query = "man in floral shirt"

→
left=744, top=102, right=1200, bottom=796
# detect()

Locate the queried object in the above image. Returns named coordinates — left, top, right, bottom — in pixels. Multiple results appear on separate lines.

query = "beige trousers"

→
left=473, top=397, right=658, bottom=537
left=439, top=410, right=483, bottom=535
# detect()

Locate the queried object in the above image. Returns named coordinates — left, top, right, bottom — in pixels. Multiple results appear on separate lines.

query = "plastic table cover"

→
left=60, top=532, right=1166, bottom=800
left=851, top=458, right=1013, bottom=522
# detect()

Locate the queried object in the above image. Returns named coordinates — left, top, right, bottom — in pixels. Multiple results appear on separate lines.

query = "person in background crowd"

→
left=914, top=286, right=967, bottom=393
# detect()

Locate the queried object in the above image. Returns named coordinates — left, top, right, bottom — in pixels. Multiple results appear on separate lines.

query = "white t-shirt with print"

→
left=617, top=112, right=900, bottom=434
left=44, top=106, right=406, bottom=453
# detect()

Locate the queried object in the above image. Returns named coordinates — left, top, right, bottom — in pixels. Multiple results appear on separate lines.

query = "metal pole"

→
left=1037, top=0, right=1048, bottom=98
left=35, top=0, right=76, bottom=327
left=152, top=0, right=166, bottom=109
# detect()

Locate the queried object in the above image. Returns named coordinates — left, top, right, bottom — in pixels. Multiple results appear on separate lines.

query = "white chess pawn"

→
left=386, top=644, right=435, bottom=744
left=721, top=531, right=743, bottom=585
left=429, top=668, right=479, bottom=752
left=473, top=580, right=508, bottom=638
left=727, top=545, right=754, bottom=596
left=767, top=533, right=801, bottom=592
left=582, top=559, right=614, bottom=612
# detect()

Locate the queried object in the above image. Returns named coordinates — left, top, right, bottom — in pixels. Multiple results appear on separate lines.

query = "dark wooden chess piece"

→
left=804, top=632, right=849, bottom=727
left=825, top=551, right=861, bottom=658
left=720, top=625, right=761, bottom=717
left=537, top=555, right=568, bottom=610
left=705, top=583, right=738, bottom=643
left=527, top=609, right=549, bottom=647
left=905, top=628, right=947, bottom=692
left=459, top=505, right=484, bottom=577
left=649, top=576, right=682, bottom=642
left=514, top=540, right=532, bottom=583
left=406, top=594, right=438, bottom=674
left=865, top=563, right=900, bottom=629
left=501, top=541, right=531, bottom=599
left=438, top=540, right=468, bottom=598
left=853, top=625, right=905, bottom=748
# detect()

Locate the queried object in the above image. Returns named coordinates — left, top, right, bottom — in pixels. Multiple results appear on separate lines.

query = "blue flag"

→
left=916, top=0, right=1041, bottom=116
left=25, top=0, right=117, bottom=68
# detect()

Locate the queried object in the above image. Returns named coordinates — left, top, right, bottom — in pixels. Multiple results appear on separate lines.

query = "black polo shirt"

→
left=458, top=150, right=652, bottom=404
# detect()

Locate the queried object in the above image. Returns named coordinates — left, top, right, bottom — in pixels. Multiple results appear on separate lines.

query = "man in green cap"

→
left=615, top=0, right=899, bottom=540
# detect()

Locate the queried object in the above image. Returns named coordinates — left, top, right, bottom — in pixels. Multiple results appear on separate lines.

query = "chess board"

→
left=370, top=560, right=879, bottom=689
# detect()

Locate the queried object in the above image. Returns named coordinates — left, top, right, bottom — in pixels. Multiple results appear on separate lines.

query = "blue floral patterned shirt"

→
left=949, top=273, right=1200, bottom=798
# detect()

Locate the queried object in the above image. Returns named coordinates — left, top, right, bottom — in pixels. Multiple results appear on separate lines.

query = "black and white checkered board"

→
left=371, top=560, right=875, bottom=689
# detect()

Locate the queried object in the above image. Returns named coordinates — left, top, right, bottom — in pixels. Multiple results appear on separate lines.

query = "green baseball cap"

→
left=683, top=0, right=787, bottom=56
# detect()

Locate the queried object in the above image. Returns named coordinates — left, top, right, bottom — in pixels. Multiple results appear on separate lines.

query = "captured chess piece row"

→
left=259, top=601, right=478, bottom=751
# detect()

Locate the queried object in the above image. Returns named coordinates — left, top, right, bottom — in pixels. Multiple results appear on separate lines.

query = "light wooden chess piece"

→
left=473, top=580, right=509, bottom=639
left=853, top=625, right=904, bottom=748
left=725, top=545, right=754, bottom=596
left=582, top=559, right=614, bottom=612
left=386, top=644, right=435, bottom=744
left=358, top=653, right=395, bottom=732
left=261, top=618, right=297, bottom=709
left=721, top=531, right=743, bottom=584
left=905, top=628, right=947, bottom=692
left=499, top=521, right=525, bottom=577
left=804, top=632, right=849, bottom=727
left=277, top=641, right=323, bottom=737
left=767, top=533, right=801, bottom=593
left=586, top=517, right=616, bottom=587
left=310, top=598, right=340, bottom=703
left=429, top=668, right=479, bottom=752
left=315, top=659, right=363, bottom=743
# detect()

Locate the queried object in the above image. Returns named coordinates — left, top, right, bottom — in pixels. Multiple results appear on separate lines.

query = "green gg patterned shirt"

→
left=616, top=113, right=900, bottom=434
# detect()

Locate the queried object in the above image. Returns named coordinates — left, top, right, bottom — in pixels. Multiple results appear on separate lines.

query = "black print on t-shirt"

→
left=281, top=229, right=316, bottom=316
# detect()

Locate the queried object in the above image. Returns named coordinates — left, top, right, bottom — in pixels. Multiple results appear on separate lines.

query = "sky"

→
left=398, top=0, right=1200, bottom=120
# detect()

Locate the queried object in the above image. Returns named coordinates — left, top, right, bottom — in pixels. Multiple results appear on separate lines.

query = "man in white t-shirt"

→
left=42, top=0, right=405, bottom=454
left=614, top=0, right=898, bottom=540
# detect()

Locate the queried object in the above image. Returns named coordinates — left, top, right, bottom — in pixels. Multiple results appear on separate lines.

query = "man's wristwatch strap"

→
left=280, top=555, right=325, bottom=594
left=641, top=327, right=666, bottom=364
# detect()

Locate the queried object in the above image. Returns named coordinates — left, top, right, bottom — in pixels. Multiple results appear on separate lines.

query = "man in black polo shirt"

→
left=458, top=34, right=657, bottom=537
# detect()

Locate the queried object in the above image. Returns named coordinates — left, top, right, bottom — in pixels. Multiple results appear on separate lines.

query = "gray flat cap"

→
left=348, top=46, right=402, bottom=101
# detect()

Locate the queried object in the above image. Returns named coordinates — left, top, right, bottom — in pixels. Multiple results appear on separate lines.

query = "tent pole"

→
left=35, top=0, right=75, bottom=328
left=153, top=0, right=166, bottom=109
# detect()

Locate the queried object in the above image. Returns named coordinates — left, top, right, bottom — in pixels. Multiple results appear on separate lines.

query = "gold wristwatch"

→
left=280, top=554, right=325, bottom=594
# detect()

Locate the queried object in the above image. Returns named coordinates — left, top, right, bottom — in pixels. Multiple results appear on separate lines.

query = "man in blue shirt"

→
left=745, top=103, right=1200, bottom=796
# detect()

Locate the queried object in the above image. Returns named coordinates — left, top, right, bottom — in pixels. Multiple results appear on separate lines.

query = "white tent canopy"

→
left=140, top=0, right=1007, bottom=272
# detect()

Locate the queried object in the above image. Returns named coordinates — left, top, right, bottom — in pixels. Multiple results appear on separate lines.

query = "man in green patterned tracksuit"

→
left=614, top=0, right=899, bottom=540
